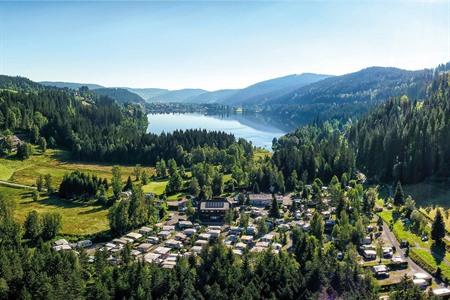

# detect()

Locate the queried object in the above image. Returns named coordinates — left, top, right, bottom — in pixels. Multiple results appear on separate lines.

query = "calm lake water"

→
left=147, top=113, right=290, bottom=150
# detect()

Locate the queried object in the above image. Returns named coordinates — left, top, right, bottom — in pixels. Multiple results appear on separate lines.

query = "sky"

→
left=0, top=0, right=449, bottom=90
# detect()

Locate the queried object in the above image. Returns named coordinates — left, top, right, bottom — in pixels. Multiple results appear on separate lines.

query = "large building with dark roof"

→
left=198, top=198, right=231, bottom=224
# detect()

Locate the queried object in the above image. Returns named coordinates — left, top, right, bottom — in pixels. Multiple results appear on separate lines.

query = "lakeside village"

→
left=51, top=182, right=450, bottom=298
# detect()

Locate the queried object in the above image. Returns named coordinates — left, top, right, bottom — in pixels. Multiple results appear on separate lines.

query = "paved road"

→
left=381, top=220, right=426, bottom=275
left=0, top=180, right=37, bottom=190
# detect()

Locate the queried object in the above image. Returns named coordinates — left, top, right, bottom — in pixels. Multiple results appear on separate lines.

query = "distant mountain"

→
left=126, top=88, right=169, bottom=101
left=186, top=89, right=238, bottom=104
left=40, top=81, right=104, bottom=90
left=147, top=88, right=208, bottom=103
left=266, top=66, right=434, bottom=126
left=222, top=73, right=331, bottom=106
left=270, top=67, right=433, bottom=106
left=92, top=88, right=145, bottom=105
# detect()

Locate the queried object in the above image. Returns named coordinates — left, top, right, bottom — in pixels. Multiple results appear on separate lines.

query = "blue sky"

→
left=0, top=0, right=449, bottom=90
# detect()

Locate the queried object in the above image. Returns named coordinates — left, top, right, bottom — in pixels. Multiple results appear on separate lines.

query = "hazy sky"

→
left=0, top=0, right=449, bottom=90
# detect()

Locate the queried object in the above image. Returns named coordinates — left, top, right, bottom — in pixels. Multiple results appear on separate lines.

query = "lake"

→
left=146, top=113, right=291, bottom=150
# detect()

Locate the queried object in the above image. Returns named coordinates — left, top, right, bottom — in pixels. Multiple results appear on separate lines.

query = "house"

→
left=191, top=246, right=204, bottom=254
left=137, top=243, right=153, bottom=253
left=432, top=288, right=450, bottom=297
left=54, top=239, right=69, bottom=246
left=195, top=239, right=208, bottom=246
left=232, top=249, right=243, bottom=256
left=178, top=220, right=193, bottom=229
left=144, top=253, right=161, bottom=264
left=255, top=241, right=270, bottom=248
left=391, top=256, right=408, bottom=268
left=139, top=226, right=152, bottom=235
left=53, top=244, right=72, bottom=252
left=235, top=242, right=247, bottom=250
left=183, top=228, right=197, bottom=236
left=250, top=246, right=265, bottom=253
left=0, top=135, right=23, bottom=153
left=363, top=249, right=376, bottom=260
left=158, top=230, right=171, bottom=240
left=198, top=233, right=211, bottom=240
left=126, top=232, right=143, bottom=241
left=382, top=246, right=393, bottom=258
left=148, top=236, right=159, bottom=244
left=174, top=232, right=187, bottom=241
left=241, top=235, right=254, bottom=244
left=162, top=225, right=175, bottom=231
left=413, top=273, right=432, bottom=285
left=362, top=236, right=372, bottom=245
left=261, top=234, right=274, bottom=243
left=198, top=199, right=231, bottom=223
left=413, top=279, right=428, bottom=289
left=372, top=265, right=389, bottom=278
left=229, top=226, right=243, bottom=235
left=246, top=226, right=256, bottom=236
left=76, top=240, right=93, bottom=248
left=165, top=239, right=183, bottom=249
left=208, top=229, right=221, bottom=239
left=247, top=193, right=284, bottom=207
left=153, top=246, right=171, bottom=257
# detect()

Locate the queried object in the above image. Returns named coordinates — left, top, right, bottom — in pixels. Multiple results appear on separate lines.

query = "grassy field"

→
left=0, top=149, right=182, bottom=236
left=142, top=180, right=168, bottom=195
left=404, top=181, right=450, bottom=209
left=0, top=185, right=109, bottom=236
left=0, top=148, right=154, bottom=187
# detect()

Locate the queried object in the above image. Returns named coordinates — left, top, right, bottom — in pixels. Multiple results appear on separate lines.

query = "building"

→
left=198, top=198, right=231, bottom=223
left=247, top=193, right=284, bottom=207
left=432, top=288, right=450, bottom=297
left=0, top=135, right=23, bottom=153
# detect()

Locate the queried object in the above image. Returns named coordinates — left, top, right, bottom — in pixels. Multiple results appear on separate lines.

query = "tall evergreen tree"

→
left=393, top=181, right=405, bottom=206
left=431, top=208, right=446, bottom=244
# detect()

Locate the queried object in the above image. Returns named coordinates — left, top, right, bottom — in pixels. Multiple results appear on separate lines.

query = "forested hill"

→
left=265, top=67, right=435, bottom=125
left=92, top=87, right=145, bottom=105
left=0, top=75, right=46, bottom=92
left=40, top=81, right=104, bottom=90
left=270, top=67, right=432, bottom=106
left=222, top=73, right=330, bottom=106
left=349, top=72, right=450, bottom=184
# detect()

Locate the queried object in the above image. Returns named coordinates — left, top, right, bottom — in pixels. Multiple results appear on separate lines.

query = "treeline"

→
left=59, top=171, right=108, bottom=199
left=349, top=73, right=450, bottom=183
left=78, top=129, right=239, bottom=165
left=272, top=122, right=355, bottom=184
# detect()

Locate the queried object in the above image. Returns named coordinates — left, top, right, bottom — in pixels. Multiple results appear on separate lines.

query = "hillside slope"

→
left=147, top=88, right=208, bottom=103
left=271, top=67, right=432, bottom=106
left=40, top=81, right=104, bottom=90
left=223, top=73, right=330, bottom=106
left=92, top=88, right=145, bottom=105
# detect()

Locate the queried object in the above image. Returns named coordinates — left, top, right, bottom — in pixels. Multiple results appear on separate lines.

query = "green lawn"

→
left=0, top=185, right=109, bottom=236
left=142, top=180, right=168, bottom=195
left=0, top=148, right=153, bottom=187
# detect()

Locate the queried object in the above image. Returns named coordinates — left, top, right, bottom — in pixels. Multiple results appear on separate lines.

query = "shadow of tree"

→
left=431, top=242, right=446, bottom=265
